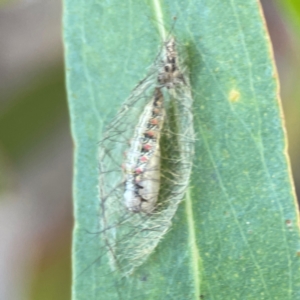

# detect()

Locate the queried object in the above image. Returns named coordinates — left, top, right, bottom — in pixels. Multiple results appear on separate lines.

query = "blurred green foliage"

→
left=30, top=238, right=71, bottom=300
left=278, top=0, right=300, bottom=29
left=0, top=63, right=71, bottom=299
left=0, top=66, right=67, bottom=162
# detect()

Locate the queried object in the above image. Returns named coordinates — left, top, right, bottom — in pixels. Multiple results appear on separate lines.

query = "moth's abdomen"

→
left=124, top=88, right=164, bottom=213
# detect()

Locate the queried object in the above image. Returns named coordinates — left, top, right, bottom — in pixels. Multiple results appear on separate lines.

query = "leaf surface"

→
left=64, top=0, right=300, bottom=299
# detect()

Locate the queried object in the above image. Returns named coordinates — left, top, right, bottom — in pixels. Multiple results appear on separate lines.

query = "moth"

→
left=97, top=34, right=194, bottom=275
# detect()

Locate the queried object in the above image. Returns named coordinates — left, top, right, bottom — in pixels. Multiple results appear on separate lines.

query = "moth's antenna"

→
left=152, top=14, right=178, bottom=43
left=168, top=16, right=178, bottom=38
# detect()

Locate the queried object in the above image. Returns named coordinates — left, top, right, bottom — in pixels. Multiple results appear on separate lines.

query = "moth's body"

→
left=124, top=38, right=187, bottom=213
left=124, top=88, right=164, bottom=213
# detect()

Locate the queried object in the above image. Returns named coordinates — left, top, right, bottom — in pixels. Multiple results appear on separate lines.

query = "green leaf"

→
left=64, top=0, right=300, bottom=299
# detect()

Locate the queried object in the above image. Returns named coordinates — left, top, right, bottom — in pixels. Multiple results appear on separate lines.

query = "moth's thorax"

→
left=158, top=37, right=185, bottom=89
